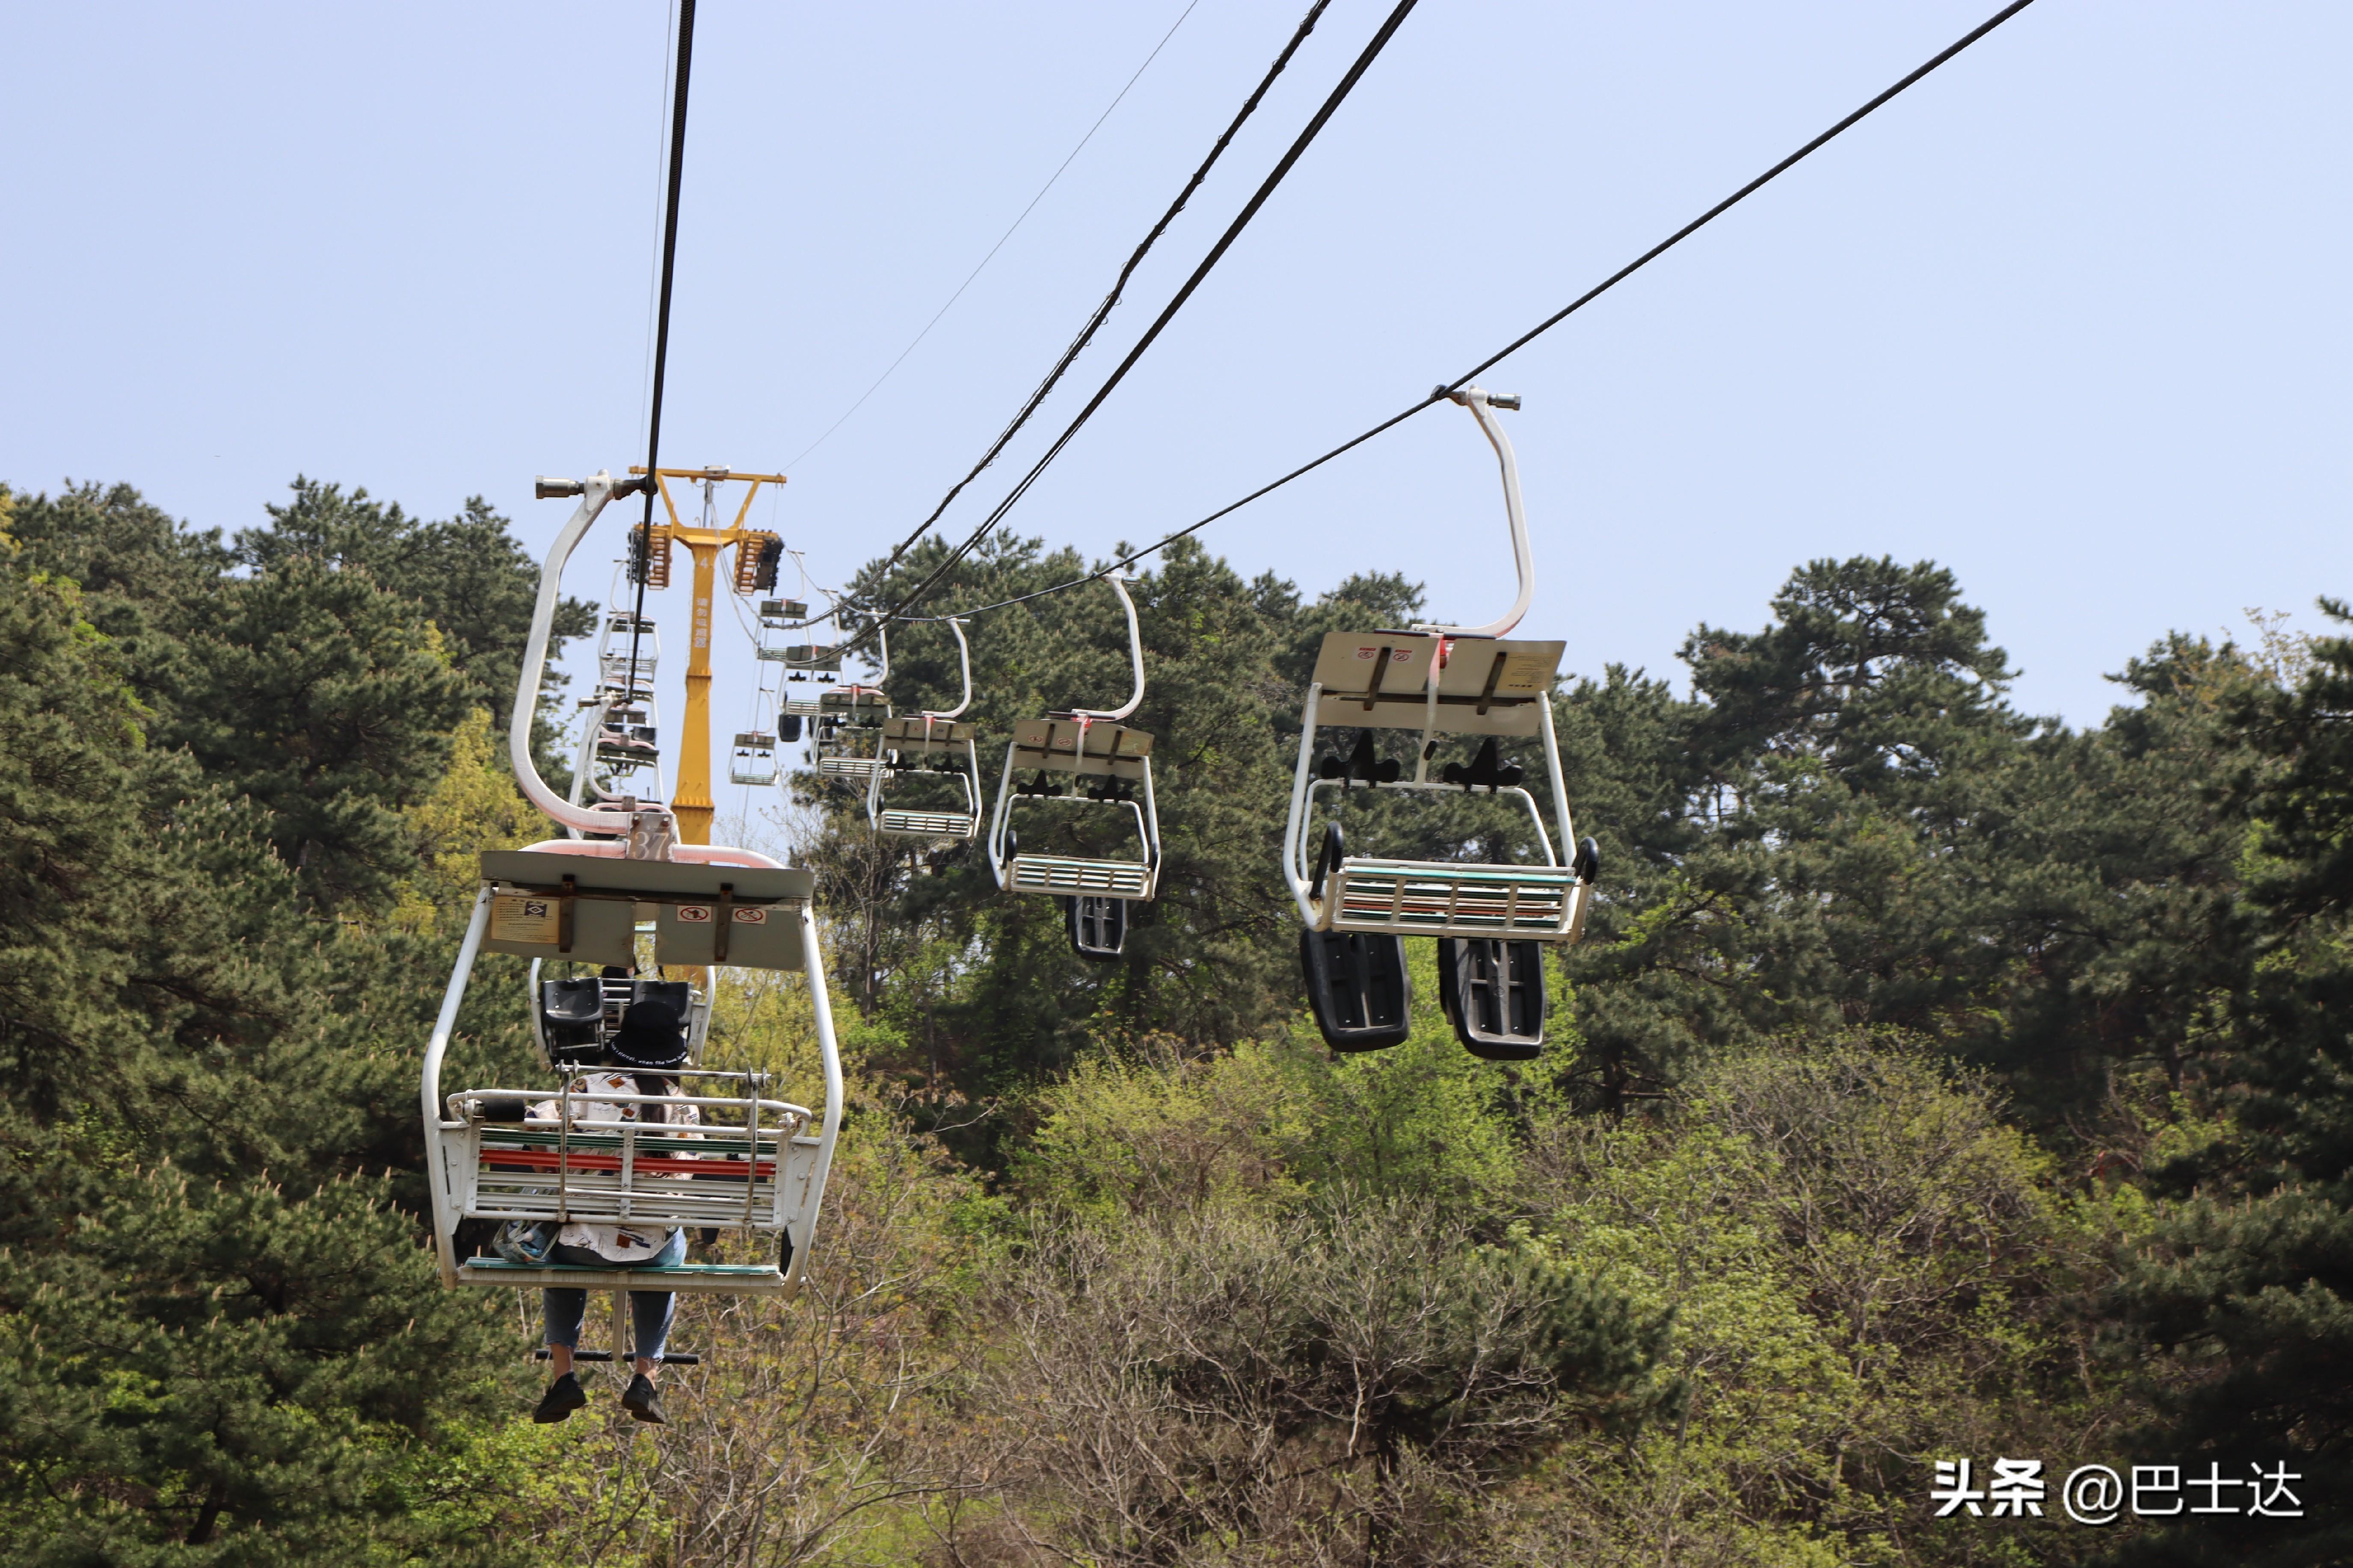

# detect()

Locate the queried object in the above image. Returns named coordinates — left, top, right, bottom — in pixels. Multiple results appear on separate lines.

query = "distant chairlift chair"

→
left=986, top=573, right=1162, bottom=960
left=753, top=597, right=813, bottom=745
left=1280, top=390, right=1600, bottom=1060
left=868, top=617, right=983, bottom=841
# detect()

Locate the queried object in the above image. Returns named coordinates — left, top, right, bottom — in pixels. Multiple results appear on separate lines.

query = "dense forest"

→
left=1, top=476, right=2345, bottom=1567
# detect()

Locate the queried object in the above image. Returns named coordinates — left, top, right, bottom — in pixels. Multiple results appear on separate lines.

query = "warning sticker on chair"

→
left=490, top=896, right=561, bottom=945
left=733, top=907, right=769, bottom=924
left=1496, top=652, right=1552, bottom=692
left=676, top=905, right=714, bottom=924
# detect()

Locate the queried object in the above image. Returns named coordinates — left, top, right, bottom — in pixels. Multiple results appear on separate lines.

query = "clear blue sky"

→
left=6, top=0, right=2346, bottom=747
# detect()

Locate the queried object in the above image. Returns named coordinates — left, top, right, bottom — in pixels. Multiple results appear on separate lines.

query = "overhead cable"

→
left=784, top=0, right=1206, bottom=471
left=839, top=0, right=1422, bottom=655
left=863, top=0, right=1335, bottom=592
left=910, top=0, right=2040, bottom=626
left=622, top=0, right=699, bottom=707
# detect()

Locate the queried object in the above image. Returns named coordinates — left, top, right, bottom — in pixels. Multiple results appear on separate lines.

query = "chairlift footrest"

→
left=878, top=810, right=976, bottom=837
left=1319, top=859, right=1578, bottom=939
left=1006, top=855, right=1151, bottom=898
left=532, top=1348, right=702, bottom=1364
left=457, top=1260, right=791, bottom=1292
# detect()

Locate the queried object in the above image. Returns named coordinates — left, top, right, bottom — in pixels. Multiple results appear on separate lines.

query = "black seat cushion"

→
left=539, top=977, right=605, bottom=1062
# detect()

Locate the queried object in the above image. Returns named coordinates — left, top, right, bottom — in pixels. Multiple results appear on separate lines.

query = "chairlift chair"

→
left=597, top=611, right=660, bottom=701
left=753, top=598, right=813, bottom=743
left=985, top=573, right=1161, bottom=960
left=729, top=731, right=778, bottom=787
left=424, top=471, right=845, bottom=1339
left=812, top=621, right=893, bottom=784
left=868, top=618, right=983, bottom=840
left=1281, top=391, right=1597, bottom=1059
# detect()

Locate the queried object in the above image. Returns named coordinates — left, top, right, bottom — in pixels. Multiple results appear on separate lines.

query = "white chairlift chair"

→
left=868, top=617, right=983, bottom=841
left=986, top=573, right=1162, bottom=960
left=421, top=471, right=844, bottom=1375
left=1280, top=390, right=1599, bottom=1060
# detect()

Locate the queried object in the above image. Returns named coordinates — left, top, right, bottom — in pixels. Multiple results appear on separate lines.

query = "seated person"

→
left=524, top=985, right=698, bottom=1426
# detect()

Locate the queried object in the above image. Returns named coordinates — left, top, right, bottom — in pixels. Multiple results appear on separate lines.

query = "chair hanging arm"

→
left=512, top=473, right=643, bottom=837
left=1069, top=572, right=1145, bottom=722
left=1423, top=388, right=1533, bottom=640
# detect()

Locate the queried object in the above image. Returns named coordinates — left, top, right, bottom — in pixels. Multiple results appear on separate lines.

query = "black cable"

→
left=622, top=0, right=697, bottom=727
left=866, top=0, right=1334, bottom=592
left=840, top=0, right=1422, bottom=655
left=916, top=0, right=2039, bottom=625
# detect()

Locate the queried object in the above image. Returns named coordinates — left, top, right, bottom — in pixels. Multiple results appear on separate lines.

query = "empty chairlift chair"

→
left=753, top=598, right=812, bottom=744
left=986, top=573, right=1162, bottom=960
left=1281, top=389, right=1599, bottom=1059
left=869, top=617, right=983, bottom=841
left=813, top=622, right=892, bottom=784
left=729, top=731, right=778, bottom=787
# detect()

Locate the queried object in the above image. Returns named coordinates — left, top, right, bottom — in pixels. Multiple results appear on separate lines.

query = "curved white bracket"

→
left=1423, top=388, right=1533, bottom=640
left=926, top=618, right=974, bottom=721
left=511, top=472, right=648, bottom=839
left=1067, top=573, right=1144, bottom=722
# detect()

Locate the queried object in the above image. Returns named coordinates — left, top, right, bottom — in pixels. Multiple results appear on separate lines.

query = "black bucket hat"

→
left=608, top=985, right=690, bottom=1071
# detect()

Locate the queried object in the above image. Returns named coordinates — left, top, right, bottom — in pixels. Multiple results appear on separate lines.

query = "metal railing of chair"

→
left=1323, top=860, right=1578, bottom=938
left=1007, top=855, right=1152, bottom=897
left=880, top=809, right=976, bottom=836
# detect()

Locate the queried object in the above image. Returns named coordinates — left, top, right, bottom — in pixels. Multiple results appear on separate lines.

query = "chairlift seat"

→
left=1066, top=894, right=1126, bottom=960
left=817, top=755, right=887, bottom=781
left=1437, top=937, right=1546, bottom=1060
left=539, top=978, right=605, bottom=1064
left=1301, top=929, right=1413, bottom=1051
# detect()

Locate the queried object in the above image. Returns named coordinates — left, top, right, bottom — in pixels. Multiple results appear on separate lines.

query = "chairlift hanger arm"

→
left=927, top=618, right=974, bottom=721
left=512, top=474, right=639, bottom=838
left=1420, top=388, right=1531, bottom=640
left=1066, top=573, right=1144, bottom=722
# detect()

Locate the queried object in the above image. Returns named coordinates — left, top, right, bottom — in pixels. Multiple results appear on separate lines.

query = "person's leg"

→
left=534, top=1286, right=592, bottom=1423
left=543, top=1287, right=586, bottom=1368
left=628, top=1229, right=687, bottom=1378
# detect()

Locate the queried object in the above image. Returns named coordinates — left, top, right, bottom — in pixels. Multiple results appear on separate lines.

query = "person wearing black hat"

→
left=525, top=984, right=698, bottom=1426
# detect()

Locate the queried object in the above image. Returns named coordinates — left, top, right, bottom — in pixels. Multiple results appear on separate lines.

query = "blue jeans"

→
left=541, top=1231, right=685, bottom=1362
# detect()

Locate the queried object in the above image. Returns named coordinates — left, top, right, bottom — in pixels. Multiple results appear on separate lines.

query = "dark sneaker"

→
left=532, top=1372, right=588, bottom=1425
left=620, top=1372, right=667, bottom=1425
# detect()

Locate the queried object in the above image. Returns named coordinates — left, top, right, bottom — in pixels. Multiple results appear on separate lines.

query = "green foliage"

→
left=0, top=479, right=556, bottom=1563
left=239, top=477, right=596, bottom=738
left=5, top=462, right=2341, bottom=1565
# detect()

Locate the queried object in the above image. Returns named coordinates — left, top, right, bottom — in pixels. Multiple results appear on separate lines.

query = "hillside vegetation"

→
left=1, top=479, right=2345, bottom=1567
